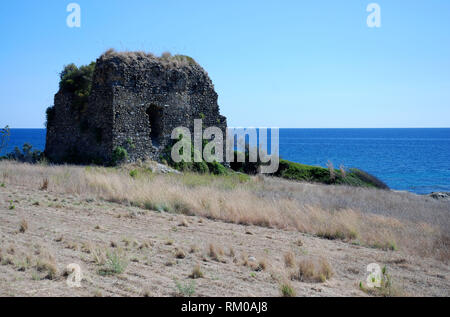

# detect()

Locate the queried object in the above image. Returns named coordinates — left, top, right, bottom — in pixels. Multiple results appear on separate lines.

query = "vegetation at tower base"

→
left=112, top=146, right=129, bottom=166
left=160, top=137, right=227, bottom=175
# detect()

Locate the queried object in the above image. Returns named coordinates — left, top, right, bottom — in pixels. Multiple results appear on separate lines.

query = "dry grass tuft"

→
left=165, top=240, right=174, bottom=246
left=91, top=247, right=106, bottom=265
left=81, top=242, right=93, bottom=254
left=40, top=178, right=48, bottom=191
left=35, top=258, right=58, bottom=280
left=65, top=241, right=78, bottom=251
left=256, top=258, right=268, bottom=271
left=189, top=245, right=198, bottom=254
left=175, top=248, right=186, bottom=259
left=292, top=257, right=333, bottom=283
left=93, top=290, right=103, bottom=297
left=208, top=243, right=224, bottom=262
left=284, top=252, right=295, bottom=268
left=7, top=245, right=15, bottom=255
left=142, top=288, right=152, bottom=297
left=13, top=256, right=32, bottom=271
left=178, top=218, right=189, bottom=227
left=139, top=241, right=151, bottom=250
left=241, top=253, right=250, bottom=267
left=189, top=264, right=204, bottom=279
left=228, top=246, right=235, bottom=258
left=1, top=256, right=14, bottom=266
left=19, top=219, right=28, bottom=233
left=327, top=161, right=335, bottom=181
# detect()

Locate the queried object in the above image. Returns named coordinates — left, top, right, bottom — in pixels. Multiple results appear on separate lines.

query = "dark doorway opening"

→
left=146, top=104, right=163, bottom=147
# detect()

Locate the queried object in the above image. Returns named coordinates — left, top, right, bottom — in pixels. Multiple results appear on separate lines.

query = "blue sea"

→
left=2, top=128, right=450, bottom=194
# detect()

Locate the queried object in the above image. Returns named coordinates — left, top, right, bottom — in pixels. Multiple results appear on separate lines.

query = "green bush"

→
left=280, top=283, right=296, bottom=297
left=98, top=250, right=128, bottom=276
left=45, top=107, right=55, bottom=128
left=4, top=143, right=44, bottom=163
left=129, top=169, right=138, bottom=178
left=274, top=160, right=330, bottom=183
left=0, top=126, right=10, bottom=156
left=144, top=201, right=170, bottom=213
left=161, top=137, right=227, bottom=175
left=207, top=161, right=227, bottom=175
left=229, top=145, right=265, bottom=175
left=273, top=159, right=389, bottom=190
left=126, top=138, right=136, bottom=150
left=348, top=168, right=389, bottom=189
left=174, top=279, right=196, bottom=297
left=112, top=146, right=128, bottom=165
left=59, top=62, right=96, bottom=114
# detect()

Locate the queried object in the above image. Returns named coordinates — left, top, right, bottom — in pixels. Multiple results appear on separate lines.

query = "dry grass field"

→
left=0, top=161, right=449, bottom=296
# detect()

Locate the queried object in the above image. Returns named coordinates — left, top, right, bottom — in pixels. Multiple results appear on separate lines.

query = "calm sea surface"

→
left=2, top=128, right=450, bottom=194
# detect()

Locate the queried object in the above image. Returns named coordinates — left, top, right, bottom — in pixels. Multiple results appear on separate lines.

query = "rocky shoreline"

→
left=427, top=192, right=450, bottom=201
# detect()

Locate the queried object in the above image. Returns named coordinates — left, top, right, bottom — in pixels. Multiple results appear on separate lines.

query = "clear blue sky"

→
left=1, top=0, right=449, bottom=128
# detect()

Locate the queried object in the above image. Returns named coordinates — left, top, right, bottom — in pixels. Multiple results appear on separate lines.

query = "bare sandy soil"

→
left=0, top=183, right=448, bottom=297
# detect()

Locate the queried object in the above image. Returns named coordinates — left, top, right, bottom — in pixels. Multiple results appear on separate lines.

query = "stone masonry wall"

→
left=45, top=50, right=227, bottom=164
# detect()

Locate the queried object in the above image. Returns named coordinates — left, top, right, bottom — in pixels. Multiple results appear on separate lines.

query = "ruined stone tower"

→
left=45, top=50, right=227, bottom=164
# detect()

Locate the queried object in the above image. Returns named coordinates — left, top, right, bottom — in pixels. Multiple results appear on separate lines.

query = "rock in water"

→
left=428, top=192, right=450, bottom=201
